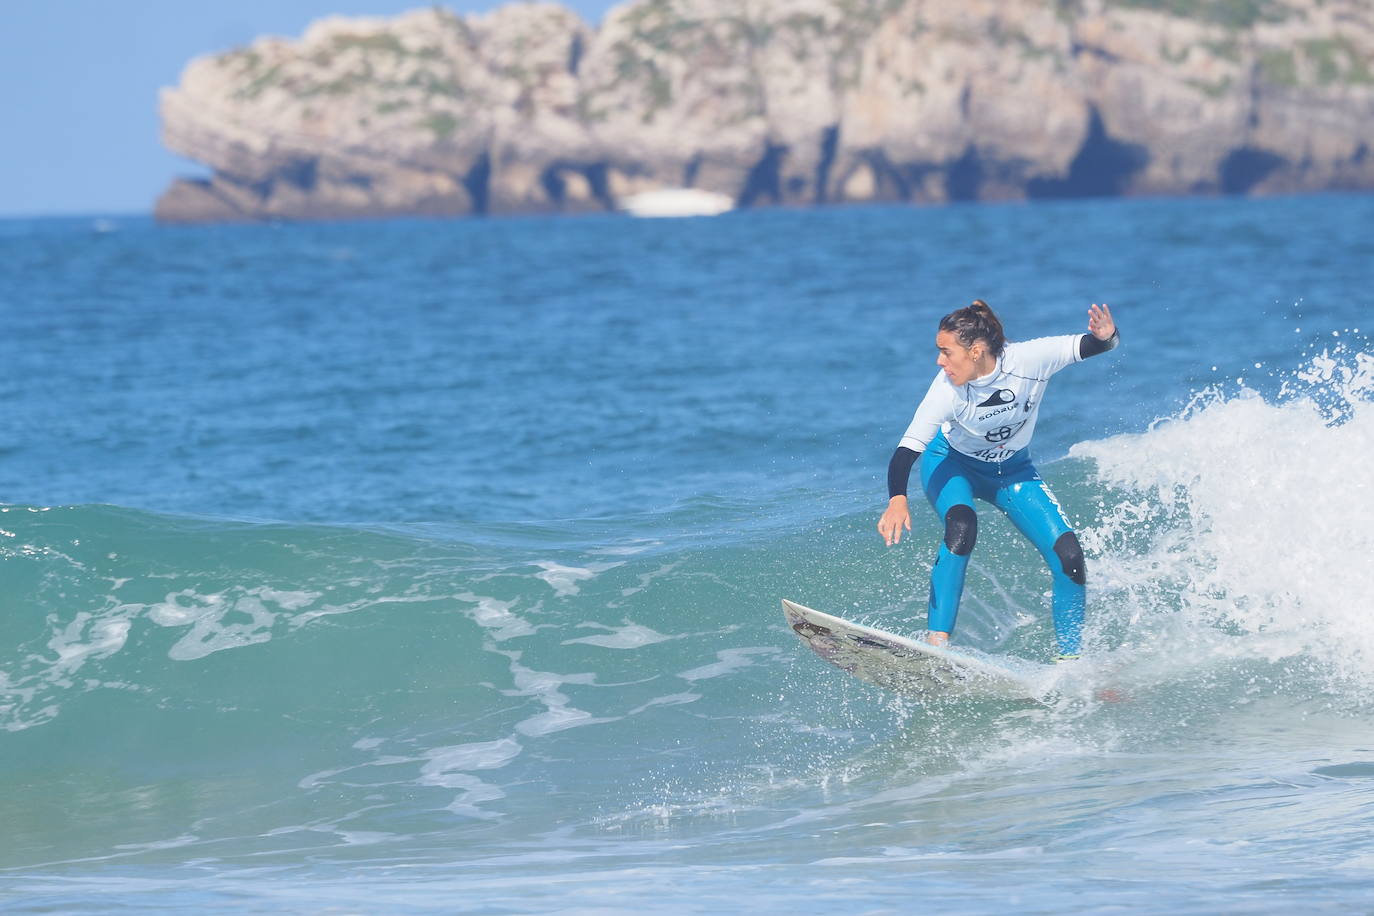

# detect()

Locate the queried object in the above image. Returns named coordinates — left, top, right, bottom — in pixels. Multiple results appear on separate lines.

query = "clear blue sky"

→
left=0, top=1, right=616, bottom=217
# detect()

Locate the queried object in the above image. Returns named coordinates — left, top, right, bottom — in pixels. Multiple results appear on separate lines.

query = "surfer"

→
left=877, top=300, right=1119, bottom=661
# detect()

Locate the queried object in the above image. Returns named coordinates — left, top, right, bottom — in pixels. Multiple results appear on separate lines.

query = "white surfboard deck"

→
left=782, top=599, right=1052, bottom=703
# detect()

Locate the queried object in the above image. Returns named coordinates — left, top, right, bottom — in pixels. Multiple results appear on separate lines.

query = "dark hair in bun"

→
left=939, top=299, right=1006, bottom=358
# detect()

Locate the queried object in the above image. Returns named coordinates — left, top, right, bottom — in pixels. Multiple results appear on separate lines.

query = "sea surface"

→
left=1, top=194, right=1372, bottom=913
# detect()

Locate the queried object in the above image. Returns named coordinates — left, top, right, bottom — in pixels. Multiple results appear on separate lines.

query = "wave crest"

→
left=1072, top=345, right=1374, bottom=687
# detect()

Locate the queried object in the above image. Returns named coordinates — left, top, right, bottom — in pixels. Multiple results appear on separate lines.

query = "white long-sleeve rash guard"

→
left=886, top=331, right=1119, bottom=497
left=899, top=334, right=1079, bottom=463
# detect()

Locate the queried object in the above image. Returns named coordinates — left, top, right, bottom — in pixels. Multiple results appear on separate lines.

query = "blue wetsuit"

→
left=888, top=331, right=1118, bottom=655
left=920, top=430, right=1083, bottom=653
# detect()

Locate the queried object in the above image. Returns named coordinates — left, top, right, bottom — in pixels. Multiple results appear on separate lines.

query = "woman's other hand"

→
left=878, top=496, right=912, bottom=546
left=1088, top=302, right=1116, bottom=340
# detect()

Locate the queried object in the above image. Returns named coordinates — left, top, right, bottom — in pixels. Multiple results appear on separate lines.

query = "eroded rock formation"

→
left=156, top=0, right=1374, bottom=222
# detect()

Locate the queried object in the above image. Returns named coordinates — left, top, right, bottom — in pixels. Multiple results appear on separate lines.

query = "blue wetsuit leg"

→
left=919, top=434, right=977, bottom=636
left=992, top=477, right=1085, bottom=655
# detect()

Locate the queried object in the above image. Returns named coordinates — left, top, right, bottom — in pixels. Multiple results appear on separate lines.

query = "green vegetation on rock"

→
left=332, top=33, right=407, bottom=55
left=422, top=112, right=460, bottom=138
left=1186, top=75, right=1234, bottom=97
left=1201, top=38, right=1242, bottom=61
left=621, top=0, right=698, bottom=54
left=1301, top=36, right=1374, bottom=85
left=1259, top=47, right=1298, bottom=85
left=236, top=63, right=284, bottom=100
left=1160, top=40, right=1191, bottom=64
left=405, top=70, right=463, bottom=99
left=1107, top=0, right=1293, bottom=29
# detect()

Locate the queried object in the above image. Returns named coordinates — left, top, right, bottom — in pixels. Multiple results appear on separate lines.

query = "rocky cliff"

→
left=156, top=0, right=1374, bottom=222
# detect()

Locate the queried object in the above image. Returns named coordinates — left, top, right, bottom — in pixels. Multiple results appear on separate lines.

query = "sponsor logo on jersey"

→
left=977, top=403, right=1018, bottom=421
left=977, top=389, right=1016, bottom=408
left=984, top=420, right=1027, bottom=443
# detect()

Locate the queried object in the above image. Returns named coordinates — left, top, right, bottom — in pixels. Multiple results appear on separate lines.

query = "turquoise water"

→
left=2, top=195, right=1373, bottom=912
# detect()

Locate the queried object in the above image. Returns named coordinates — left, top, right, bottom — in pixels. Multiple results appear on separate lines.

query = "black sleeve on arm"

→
left=1079, top=330, right=1120, bottom=359
left=887, top=446, right=920, bottom=499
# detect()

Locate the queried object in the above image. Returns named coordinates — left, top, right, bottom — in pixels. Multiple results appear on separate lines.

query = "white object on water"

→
left=619, top=188, right=733, bottom=218
left=782, top=599, right=1051, bottom=703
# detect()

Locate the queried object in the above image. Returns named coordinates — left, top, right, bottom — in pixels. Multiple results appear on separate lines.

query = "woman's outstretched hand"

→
left=1088, top=302, right=1116, bottom=340
left=878, top=496, right=912, bottom=546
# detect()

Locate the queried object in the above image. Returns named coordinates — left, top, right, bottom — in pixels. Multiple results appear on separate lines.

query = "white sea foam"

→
left=533, top=560, right=623, bottom=597
left=562, top=622, right=674, bottom=649
left=499, top=651, right=616, bottom=736
left=0, top=575, right=294, bottom=729
left=440, top=775, right=508, bottom=819
left=421, top=738, right=523, bottom=782
left=627, top=692, right=701, bottom=715
left=533, top=562, right=596, bottom=596
left=678, top=647, right=781, bottom=682
left=302, top=737, right=525, bottom=821
left=137, top=587, right=319, bottom=661
left=48, top=613, right=132, bottom=668
left=456, top=592, right=536, bottom=640
left=587, top=540, right=662, bottom=557
left=297, top=755, right=416, bottom=790
left=419, top=738, right=523, bottom=820
left=332, top=830, right=392, bottom=846
left=1072, top=346, right=1374, bottom=687
left=617, top=562, right=681, bottom=598
left=515, top=705, right=607, bottom=736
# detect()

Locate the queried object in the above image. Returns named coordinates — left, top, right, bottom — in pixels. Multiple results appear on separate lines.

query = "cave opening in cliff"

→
left=738, top=143, right=788, bottom=208
left=540, top=167, right=568, bottom=207
left=683, top=154, right=703, bottom=188
left=537, top=163, right=614, bottom=212
left=1218, top=148, right=1287, bottom=195
left=945, top=146, right=983, bottom=202
left=582, top=163, right=612, bottom=209
left=853, top=151, right=923, bottom=203
left=568, top=33, right=584, bottom=75
left=281, top=158, right=319, bottom=192
left=815, top=125, right=840, bottom=205
left=1027, top=106, right=1148, bottom=200
left=463, top=153, right=492, bottom=215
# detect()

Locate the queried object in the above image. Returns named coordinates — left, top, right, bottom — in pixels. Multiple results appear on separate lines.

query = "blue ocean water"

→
left=1, top=194, right=1373, bottom=913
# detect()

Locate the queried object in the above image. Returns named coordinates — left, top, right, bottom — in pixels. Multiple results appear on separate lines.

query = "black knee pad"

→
left=943, top=505, right=978, bottom=556
left=1053, top=532, right=1086, bottom=586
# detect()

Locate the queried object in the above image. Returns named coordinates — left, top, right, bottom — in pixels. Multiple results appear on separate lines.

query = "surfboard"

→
left=781, top=598, right=1051, bottom=703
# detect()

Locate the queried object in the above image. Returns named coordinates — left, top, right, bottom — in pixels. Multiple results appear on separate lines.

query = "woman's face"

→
left=935, top=330, right=985, bottom=386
